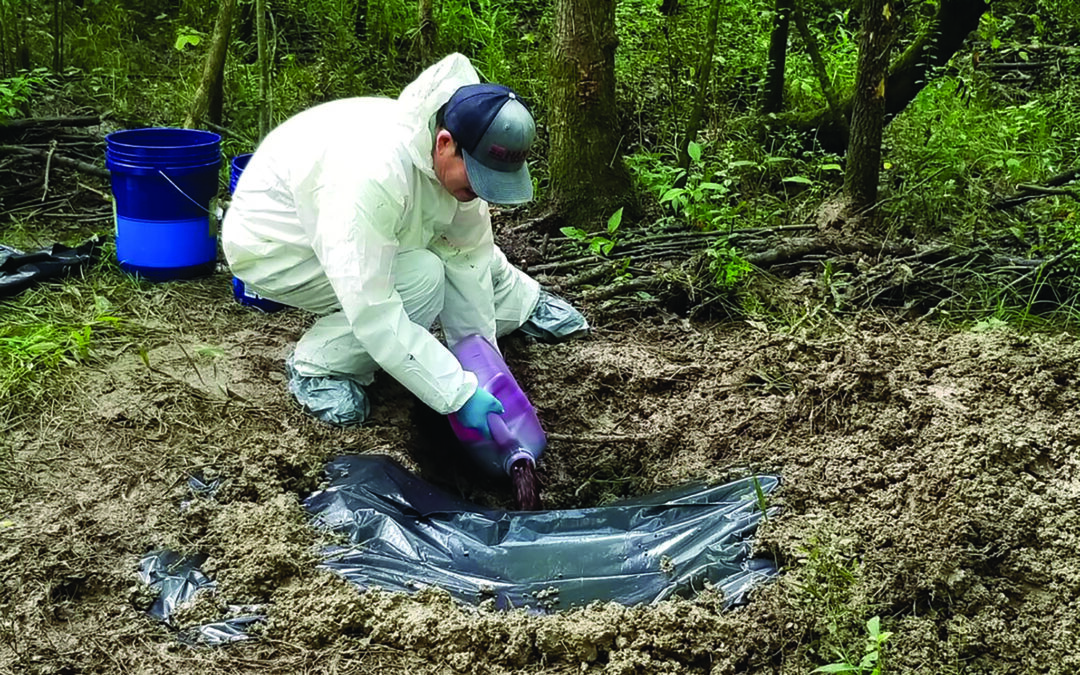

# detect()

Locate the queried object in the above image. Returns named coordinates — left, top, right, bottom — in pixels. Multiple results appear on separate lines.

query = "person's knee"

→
left=396, top=249, right=446, bottom=323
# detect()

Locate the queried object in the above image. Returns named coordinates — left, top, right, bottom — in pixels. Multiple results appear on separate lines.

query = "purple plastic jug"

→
left=447, top=334, right=546, bottom=477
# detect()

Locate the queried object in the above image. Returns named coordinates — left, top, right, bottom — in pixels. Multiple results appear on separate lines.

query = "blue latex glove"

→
left=457, top=386, right=505, bottom=439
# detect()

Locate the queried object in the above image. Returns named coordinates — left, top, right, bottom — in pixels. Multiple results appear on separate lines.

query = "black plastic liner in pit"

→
left=305, top=454, right=780, bottom=612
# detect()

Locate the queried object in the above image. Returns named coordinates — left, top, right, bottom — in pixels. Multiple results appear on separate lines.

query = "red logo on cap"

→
left=488, top=144, right=527, bottom=163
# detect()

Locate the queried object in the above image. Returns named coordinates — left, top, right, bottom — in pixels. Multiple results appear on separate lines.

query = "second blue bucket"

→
left=227, top=152, right=285, bottom=313
left=106, top=128, right=221, bottom=281
left=229, top=153, right=252, bottom=194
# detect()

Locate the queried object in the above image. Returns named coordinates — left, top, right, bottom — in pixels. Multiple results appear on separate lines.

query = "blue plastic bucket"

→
left=229, top=153, right=252, bottom=194
left=225, top=151, right=285, bottom=313
left=105, top=128, right=221, bottom=281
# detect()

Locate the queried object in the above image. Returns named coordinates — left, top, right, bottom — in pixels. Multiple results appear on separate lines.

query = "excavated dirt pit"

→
left=5, top=265, right=1080, bottom=674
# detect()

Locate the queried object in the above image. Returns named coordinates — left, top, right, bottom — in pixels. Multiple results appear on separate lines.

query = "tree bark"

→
left=763, top=0, right=794, bottom=113
left=676, top=0, right=721, bottom=182
left=843, top=0, right=898, bottom=224
left=418, top=0, right=436, bottom=64
left=549, top=0, right=635, bottom=229
left=184, top=0, right=238, bottom=129
left=256, top=0, right=270, bottom=139
left=51, top=0, right=63, bottom=73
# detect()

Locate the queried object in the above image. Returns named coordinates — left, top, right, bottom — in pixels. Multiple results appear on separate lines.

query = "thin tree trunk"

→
left=184, top=0, right=238, bottom=129
left=0, top=0, right=10, bottom=77
left=51, top=0, right=63, bottom=73
left=763, top=0, right=794, bottom=113
left=15, top=1, right=31, bottom=72
left=883, top=0, right=988, bottom=119
left=354, top=0, right=367, bottom=40
left=256, top=0, right=270, bottom=139
left=419, top=0, right=436, bottom=64
left=793, top=3, right=842, bottom=125
left=843, top=0, right=898, bottom=224
left=793, top=0, right=988, bottom=152
left=549, top=0, right=635, bottom=228
left=675, top=0, right=721, bottom=183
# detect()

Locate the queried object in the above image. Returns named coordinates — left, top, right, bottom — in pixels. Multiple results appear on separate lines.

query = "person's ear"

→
left=435, top=129, right=455, bottom=155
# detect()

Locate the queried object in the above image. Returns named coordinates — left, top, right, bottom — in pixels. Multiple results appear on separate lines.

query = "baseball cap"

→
left=442, top=83, right=536, bottom=205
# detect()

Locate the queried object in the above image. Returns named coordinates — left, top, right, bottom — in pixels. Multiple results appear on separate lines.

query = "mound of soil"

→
left=4, top=268, right=1080, bottom=674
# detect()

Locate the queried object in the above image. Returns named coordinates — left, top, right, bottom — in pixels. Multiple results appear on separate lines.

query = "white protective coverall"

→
left=223, top=54, right=541, bottom=414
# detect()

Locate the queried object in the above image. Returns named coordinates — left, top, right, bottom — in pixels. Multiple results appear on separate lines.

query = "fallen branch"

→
left=992, top=166, right=1080, bottom=209
left=0, top=115, right=103, bottom=133
left=581, top=276, right=657, bottom=302
left=0, top=145, right=109, bottom=179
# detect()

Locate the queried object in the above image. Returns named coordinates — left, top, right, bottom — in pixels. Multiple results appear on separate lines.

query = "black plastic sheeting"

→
left=0, top=237, right=103, bottom=298
left=138, top=455, right=780, bottom=644
left=306, top=455, right=780, bottom=612
left=137, top=550, right=263, bottom=645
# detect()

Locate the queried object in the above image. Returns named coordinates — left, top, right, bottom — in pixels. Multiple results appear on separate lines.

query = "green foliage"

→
left=0, top=305, right=120, bottom=430
left=0, top=71, right=43, bottom=120
left=561, top=207, right=625, bottom=256
left=887, top=70, right=1080, bottom=242
left=173, top=28, right=203, bottom=52
left=812, top=616, right=893, bottom=675
left=789, top=536, right=895, bottom=674
left=706, top=242, right=752, bottom=289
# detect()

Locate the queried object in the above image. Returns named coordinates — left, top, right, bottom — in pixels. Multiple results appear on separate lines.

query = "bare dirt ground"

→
left=5, top=233, right=1080, bottom=674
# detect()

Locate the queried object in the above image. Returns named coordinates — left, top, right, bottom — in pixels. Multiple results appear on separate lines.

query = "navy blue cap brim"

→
left=463, top=150, right=533, bottom=205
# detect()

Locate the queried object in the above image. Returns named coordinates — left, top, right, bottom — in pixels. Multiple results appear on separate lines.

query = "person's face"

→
left=433, top=129, right=477, bottom=202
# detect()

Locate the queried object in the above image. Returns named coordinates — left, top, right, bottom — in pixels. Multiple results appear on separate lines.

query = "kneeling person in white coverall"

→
left=223, top=54, right=587, bottom=430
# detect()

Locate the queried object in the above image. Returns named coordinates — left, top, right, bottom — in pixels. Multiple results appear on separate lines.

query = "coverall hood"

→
left=398, top=54, right=481, bottom=181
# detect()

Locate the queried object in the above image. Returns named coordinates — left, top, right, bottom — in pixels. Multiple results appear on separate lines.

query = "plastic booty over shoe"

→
left=519, top=290, right=590, bottom=343
left=285, top=357, right=370, bottom=427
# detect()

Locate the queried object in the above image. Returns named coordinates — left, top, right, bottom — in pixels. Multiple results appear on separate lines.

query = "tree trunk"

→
left=51, top=0, right=63, bottom=73
left=792, top=0, right=988, bottom=152
left=793, top=3, right=842, bottom=125
left=549, top=0, right=635, bottom=229
left=763, top=0, right=794, bottom=113
left=184, top=0, right=238, bottom=129
left=676, top=0, right=721, bottom=182
left=256, top=0, right=270, bottom=139
left=843, top=0, right=898, bottom=224
left=883, top=0, right=989, bottom=119
left=0, top=0, right=12, bottom=76
left=15, top=0, right=32, bottom=73
left=418, top=0, right=436, bottom=64
left=354, top=0, right=367, bottom=40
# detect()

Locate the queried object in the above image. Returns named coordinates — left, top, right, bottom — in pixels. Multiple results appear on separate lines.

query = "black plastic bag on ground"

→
left=137, top=550, right=263, bottom=645
left=0, top=236, right=102, bottom=298
left=305, top=454, right=780, bottom=612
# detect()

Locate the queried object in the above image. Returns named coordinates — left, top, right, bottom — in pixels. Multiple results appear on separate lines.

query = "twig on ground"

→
left=0, top=145, right=109, bottom=178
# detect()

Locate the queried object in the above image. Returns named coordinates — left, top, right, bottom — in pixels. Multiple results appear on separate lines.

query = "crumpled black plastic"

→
left=137, top=550, right=263, bottom=645
left=0, top=236, right=103, bottom=298
left=305, top=454, right=780, bottom=612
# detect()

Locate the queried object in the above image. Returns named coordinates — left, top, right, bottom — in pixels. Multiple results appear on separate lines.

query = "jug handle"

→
left=488, top=412, right=517, bottom=451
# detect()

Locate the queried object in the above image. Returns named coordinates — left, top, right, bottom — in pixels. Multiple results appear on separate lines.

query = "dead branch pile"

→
left=0, top=116, right=113, bottom=238
left=530, top=222, right=1078, bottom=318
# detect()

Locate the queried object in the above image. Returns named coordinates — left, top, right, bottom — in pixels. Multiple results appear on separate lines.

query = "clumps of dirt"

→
left=260, top=569, right=758, bottom=674
left=200, top=493, right=319, bottom=604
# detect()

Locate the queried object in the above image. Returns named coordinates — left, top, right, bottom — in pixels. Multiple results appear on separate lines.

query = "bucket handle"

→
left=155, top=169, right=213, bottom=214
